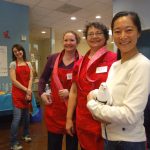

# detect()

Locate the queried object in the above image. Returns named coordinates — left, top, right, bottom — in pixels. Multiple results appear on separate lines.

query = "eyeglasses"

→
left=87, top=32, right=103, bottom=38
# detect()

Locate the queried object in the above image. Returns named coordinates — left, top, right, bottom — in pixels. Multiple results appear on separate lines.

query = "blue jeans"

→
left=10, top=106, right=30, bottom=146
left=104, top=140, right=146, bottom=150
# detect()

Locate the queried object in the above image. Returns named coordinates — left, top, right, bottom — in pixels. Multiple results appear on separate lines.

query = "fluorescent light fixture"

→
left=41, top=31, right=46, bottom=34
left=95, top=15, right=101, bottom=19
left=77, top=29, right=82, bottom=32
left=70, top=16, right=76, bottom=20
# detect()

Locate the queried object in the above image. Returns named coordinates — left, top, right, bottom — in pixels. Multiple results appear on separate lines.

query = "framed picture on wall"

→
left=0, top=46, right=8, bottom=76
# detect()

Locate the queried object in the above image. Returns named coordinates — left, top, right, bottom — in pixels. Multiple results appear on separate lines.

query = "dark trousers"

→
left=48, top=131, right=78, bottom=150
left=144, top=95, right=150, bottom=149
left=104, top=140, right=146, bottom=150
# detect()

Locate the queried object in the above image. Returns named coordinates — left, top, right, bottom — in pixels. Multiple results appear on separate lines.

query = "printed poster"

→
left=0, top=46, right=8, bottom=76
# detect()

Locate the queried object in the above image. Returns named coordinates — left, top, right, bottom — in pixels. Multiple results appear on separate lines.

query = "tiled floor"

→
left=0, top=105, right=67, bottom=150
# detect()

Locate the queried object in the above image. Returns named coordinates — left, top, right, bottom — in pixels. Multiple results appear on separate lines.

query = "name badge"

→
left=67, top=73, right=72, bottom=80
left=96, top=66, right=108, bottom=73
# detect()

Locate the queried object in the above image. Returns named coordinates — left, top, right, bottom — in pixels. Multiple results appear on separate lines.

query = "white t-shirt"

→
left=9, top=61, right=32, bottom=69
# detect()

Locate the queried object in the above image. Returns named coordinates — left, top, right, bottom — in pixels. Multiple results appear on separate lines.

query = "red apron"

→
left=12, top=61, right=30, bottom=108
left=75, top=47, right=116, bottom=150
left=45, top=50, right=80, bottom=133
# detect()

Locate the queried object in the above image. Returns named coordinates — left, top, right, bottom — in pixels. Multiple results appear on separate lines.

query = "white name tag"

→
left=67, top=73, right=72, bottom=80
left=96, top=66, right=108, bottom=73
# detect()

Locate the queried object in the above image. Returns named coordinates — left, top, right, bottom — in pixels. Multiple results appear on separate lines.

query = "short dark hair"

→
left=83, top=22, right=109, bottom=45
left=12, top=44, right=26, bottom=61
left=111, top=11, right=142, bottom=34
left=63, top=31, right=81, bottom=44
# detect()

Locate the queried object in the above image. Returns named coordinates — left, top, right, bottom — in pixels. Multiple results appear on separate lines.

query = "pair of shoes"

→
left=22, top=135, right=32, bottom=142
left=10, top=144, right=23, bottom=150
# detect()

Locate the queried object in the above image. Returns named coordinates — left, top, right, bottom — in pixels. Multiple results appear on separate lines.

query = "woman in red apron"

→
left=38, top=31, right=81, bottom=150
left=10, top=44, right=33, bottom=150
left=66, top=22, right=117, bottom=150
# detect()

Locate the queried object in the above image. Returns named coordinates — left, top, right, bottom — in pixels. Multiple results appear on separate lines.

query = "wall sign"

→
left=0, top=46, right=8, bottom=76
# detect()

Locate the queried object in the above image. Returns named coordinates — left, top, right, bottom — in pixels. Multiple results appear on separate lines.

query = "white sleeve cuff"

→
left=87, top=99, right=98, bottom=112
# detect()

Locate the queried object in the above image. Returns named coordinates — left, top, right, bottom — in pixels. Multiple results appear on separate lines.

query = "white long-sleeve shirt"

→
left=87, top=53, right=150, bottom=142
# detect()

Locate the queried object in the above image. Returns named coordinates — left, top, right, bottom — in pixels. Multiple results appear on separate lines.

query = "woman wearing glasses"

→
left=66, top=22, right=116, bottom=150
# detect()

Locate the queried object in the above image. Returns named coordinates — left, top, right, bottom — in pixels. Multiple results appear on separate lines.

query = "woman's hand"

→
left=25, top=89, right=32, bottom=102
left=26, top=88, right=32, bottom=96
left=92, top=114, right=110, bottom=124
left=87, top=90, right=96, bottom=103
left=41, top=92, right=52, bottom=105
left=25, top=94, right=32, bottom=102
left=87, top=90, right=111, bottom=124
left=59, top=89, right=69, bottom=99
left=66, top=118, right=74, bottom=137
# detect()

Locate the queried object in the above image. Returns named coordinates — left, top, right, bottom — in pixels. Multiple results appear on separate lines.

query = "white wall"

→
left=113, top=0, right=150, bottom=29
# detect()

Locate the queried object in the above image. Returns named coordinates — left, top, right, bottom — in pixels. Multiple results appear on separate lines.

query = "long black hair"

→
left=111, top=11, right=142, bottom=34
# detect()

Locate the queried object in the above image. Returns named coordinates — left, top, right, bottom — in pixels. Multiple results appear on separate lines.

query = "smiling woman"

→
left=112, top=14, right=140, bottom=63
left=87, top=11, right=150, bottom=150
left=66, top=22, right=116, bottom=150
left=9, top=44, right=33, bottom=150
left=38, top=31, right=81, bottom=150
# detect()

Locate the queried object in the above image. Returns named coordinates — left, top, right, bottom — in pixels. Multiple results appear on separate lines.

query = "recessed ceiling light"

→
left=70, top=16, right=76, bottom=20
left=77, top=29, right=82, bottom=32
left=95, top=15, right=101, bottom=19
left=41, top=31, right=46, bottom=34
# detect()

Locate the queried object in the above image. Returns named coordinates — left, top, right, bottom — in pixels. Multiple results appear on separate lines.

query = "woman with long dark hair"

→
left=10, top=44, right=33, bottom=150
left=87, top=11, right=150, bottom=150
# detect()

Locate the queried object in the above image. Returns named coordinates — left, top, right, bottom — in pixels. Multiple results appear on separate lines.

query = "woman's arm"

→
left=38, top=54, right=57, bottom=96
left=39, top=54, right=58, bottom=104
left=27, top=62, right=33, bottom=90
left=26, top=62, right=33, bottom=98
left=66, top=82, right=77, bottom=136
left=87, top=60, right=150, bottom=125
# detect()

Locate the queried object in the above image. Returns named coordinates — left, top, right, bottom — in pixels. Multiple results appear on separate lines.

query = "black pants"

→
left=104, top=140, right=146, bottom=150
left=48, top=131, right=78, bottom=150
left=144, top=95, right=150, bottom=148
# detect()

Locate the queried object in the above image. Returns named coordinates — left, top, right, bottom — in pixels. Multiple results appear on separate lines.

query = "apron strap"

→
left=52, top=50, right=80, bottom=106
left=77, top=47, right=108, bottom=90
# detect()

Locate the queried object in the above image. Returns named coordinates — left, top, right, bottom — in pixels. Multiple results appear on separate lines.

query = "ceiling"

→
left=4, top=0, right=113, bottom=40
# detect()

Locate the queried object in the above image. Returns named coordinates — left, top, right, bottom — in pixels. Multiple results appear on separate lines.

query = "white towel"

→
left=96, top=82, right=113, bottom=105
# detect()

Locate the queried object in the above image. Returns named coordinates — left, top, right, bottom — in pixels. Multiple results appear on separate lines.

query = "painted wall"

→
left=112, top=0, right=150, bottom=59
left=113, top=0, right=150, bottom=30
left=137, top=30, right=150, bottom=59
left=0, top=0, right=29, bottom=90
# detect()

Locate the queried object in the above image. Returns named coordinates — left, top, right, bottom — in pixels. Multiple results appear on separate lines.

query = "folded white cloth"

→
left=92, top=82, right=112, bottom=105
